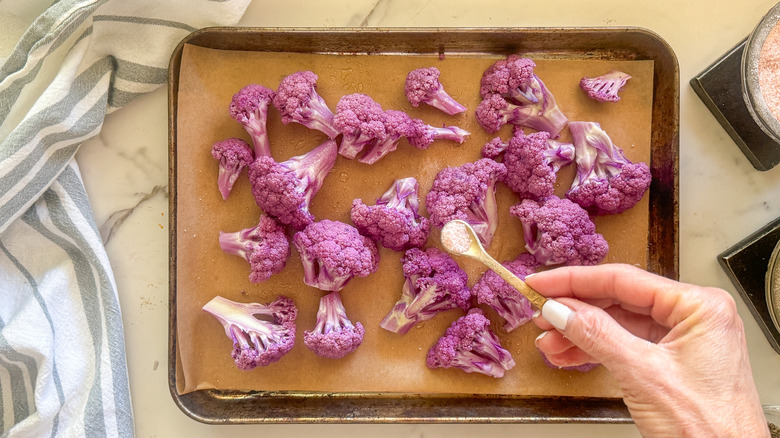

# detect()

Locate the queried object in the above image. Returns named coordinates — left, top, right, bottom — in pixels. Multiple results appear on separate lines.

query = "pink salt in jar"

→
left=744, top=2, right=780, bottom=143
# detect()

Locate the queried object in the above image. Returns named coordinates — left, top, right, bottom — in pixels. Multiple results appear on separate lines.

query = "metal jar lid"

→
left=743, top=2, right=780, bottom=144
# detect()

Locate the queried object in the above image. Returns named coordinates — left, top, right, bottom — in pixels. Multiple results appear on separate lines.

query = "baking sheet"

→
left=168, top=27, right=679, bottom=423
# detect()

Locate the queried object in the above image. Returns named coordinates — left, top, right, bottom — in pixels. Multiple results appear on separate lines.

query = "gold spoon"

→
left=440, top=219, right=547, bottom=310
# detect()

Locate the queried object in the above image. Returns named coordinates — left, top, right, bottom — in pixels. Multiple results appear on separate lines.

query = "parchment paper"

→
left=174, top=43, right=654, bottom=398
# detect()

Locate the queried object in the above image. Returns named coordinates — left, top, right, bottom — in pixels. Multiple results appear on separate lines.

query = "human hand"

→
left=525, top=263, right=769, bottom=437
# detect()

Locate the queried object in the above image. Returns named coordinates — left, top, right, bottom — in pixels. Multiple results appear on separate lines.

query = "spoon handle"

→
left=478, top=253, right=548, bottom=310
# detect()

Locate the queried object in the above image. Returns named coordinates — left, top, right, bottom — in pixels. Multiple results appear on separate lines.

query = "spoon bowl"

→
left=441, top=220, right=548, bottom=310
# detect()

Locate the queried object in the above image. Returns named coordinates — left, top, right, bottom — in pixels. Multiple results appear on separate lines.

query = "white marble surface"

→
left=75, top=1, right=780, bottom=436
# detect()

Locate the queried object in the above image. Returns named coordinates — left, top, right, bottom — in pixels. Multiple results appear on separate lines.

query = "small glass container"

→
left=765, top=405, right=780, bottom=437
left=743, top=2, right=780, bottom=143
left=767, top=238, right=780, bottom=335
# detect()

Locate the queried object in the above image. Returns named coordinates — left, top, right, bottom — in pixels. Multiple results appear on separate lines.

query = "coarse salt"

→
left=760, top=22, right=780, bottom=123
left=441, top=221, right=472, bottom=254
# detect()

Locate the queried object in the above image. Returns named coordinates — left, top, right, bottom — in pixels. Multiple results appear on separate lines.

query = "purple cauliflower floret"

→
left=380, top=247, right=471, bottom=335
left=479, top=55, right=537, bottom=100
left=477, top=55, right=568, bottom=137
left=565, top=121, right=652, bottom=215
left=475, top=93, right=567, bottom=138
left=355, top=109, right=413, bottom=165
left=472, top=252, right=540, bottom=332
left=272, top=71, right=339, bottom=138
left=480, top=135, right=510, bottom=160
left=304, top=291, right=365, bottom=359
left=350, top=177, right=431, bottom=251
left=248, top=139, right=337, bottom=230
left=334, top=95, right=468, bottom=163
left=292, top=219, right=379, bottom=292
left=406, top=117, right=470, bottom=149
left=228, top=84, right=275, bottom=157
left=539, top=350, right=599, bottom=372
left=343, top=109, right=468, bottom=164
left=579, top=70, right=632, bottom=103
left=481, top=129, right=574, bottom=201
left=218, top=214, right=290, bottom=283
left=509, top=196, right=609, bottom=267
left=211, top=137, right=254, bottom=200
left=426, top=308, right=516, bottom=378
left=474, top=94, right=524, bottom=134
left=202, top=295, right=297, bottom=370
left=404, top=67, right=467, bottom=115
left=333, top=93, right=388, bottom=160
left=425, top=158, right=507, bottom=249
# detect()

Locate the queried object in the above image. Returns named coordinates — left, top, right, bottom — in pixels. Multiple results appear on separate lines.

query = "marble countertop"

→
left=74, top=0, right=780, bottom=436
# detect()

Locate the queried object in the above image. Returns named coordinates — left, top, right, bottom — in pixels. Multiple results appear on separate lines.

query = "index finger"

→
left=525, top=263, right=703, bottom=329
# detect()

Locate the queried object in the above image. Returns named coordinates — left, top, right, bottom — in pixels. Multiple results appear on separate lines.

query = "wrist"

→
left=623, top=370, right=769, bottom=437
left=678, top=394, right=769, bottom=437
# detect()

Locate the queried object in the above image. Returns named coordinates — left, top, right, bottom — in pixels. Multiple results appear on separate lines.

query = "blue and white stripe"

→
left=0, top=0, right=251, bottom=436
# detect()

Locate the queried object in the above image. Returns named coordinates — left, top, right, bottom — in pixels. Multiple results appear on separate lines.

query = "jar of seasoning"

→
left=745, top=4, right=780, bottom=142
left=743, top=3, right=780, bottom=143
left=767, top=238, right=780, bottom=337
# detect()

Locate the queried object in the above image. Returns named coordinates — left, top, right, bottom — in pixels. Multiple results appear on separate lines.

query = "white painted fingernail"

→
left=534, top=331, right=547, bottom=346
left=542, top=300, right=572, bottom=331
left=532, top=308, right=541, bottom=319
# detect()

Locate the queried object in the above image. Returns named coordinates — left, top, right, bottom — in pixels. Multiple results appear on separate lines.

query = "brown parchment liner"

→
left=175, top=43, right=654, bottom=397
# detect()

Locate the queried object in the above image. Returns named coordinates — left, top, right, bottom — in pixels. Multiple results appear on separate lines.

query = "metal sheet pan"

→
left=168, top=27, right=679, bottom=424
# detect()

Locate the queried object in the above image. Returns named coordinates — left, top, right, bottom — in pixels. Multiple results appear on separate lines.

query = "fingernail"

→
left=532, top=308, right=541, bottom=319
left=542, top=300, right=572, bottom=331
left=534, top=331, right=547, bottom=346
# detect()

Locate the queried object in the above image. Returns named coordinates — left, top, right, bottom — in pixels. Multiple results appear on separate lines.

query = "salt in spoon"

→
left=440, top=219, right=571, bottom=330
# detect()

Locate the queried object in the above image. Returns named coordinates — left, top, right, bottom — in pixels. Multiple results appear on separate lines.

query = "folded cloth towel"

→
left=0, top=0, right=250, bottom=436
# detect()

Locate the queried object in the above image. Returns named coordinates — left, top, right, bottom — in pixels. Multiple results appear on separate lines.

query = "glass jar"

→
left=767, top=238, right=780, bottom=336
left=743, top=2, right=780, bottom=144
left=765, top=405, right=780, bottom=437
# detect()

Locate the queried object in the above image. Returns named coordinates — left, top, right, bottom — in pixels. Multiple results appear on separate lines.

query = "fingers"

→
left=603, top=306, right=671, bottom=343
left=535, top=328, right=573, bottom=354
left=525, top=264, right=702, bottom=329
left=534, top=297, right=654, bottom=370
left=534, top=304, right=671, bottom=344
left=535, top=329, right=597, bottom=365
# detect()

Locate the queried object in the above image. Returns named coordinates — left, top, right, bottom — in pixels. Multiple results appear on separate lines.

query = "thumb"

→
left=542, top=299, right=651, bottom=369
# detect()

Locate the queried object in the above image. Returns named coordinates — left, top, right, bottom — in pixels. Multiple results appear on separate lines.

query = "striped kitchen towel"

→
left=0, top=0, right=250, bottom=437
